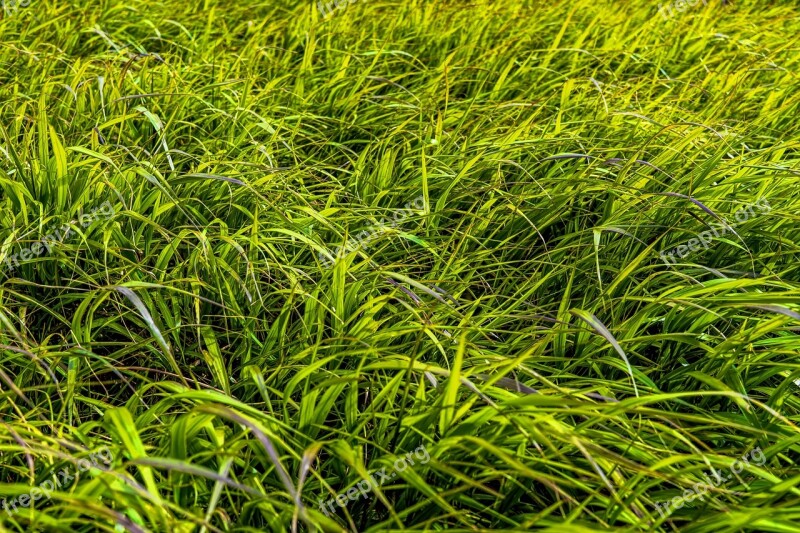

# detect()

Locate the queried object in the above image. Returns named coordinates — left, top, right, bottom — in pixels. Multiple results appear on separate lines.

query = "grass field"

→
left=0, top=0, right=799, bottom=531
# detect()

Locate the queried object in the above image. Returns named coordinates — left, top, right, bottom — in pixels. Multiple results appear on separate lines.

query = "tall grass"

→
left=0, top=0, right=798, bottom=531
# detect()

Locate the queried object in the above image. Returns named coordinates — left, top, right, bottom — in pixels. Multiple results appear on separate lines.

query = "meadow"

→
left=0, top=0, right=799, bottom=531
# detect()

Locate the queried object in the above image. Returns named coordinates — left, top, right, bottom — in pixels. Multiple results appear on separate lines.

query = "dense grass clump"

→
left=0, top=0, right=799, bottom=531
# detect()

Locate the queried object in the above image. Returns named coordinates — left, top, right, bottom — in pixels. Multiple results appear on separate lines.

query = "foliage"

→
left=0, top=0, right=799, bottom=531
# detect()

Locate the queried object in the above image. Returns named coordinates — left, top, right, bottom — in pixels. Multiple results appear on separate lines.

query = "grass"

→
left=0, top=0, right=799, bottom=531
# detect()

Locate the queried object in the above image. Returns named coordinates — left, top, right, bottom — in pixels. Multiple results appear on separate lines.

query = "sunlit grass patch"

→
left=0, top=0, right=798, bottom=531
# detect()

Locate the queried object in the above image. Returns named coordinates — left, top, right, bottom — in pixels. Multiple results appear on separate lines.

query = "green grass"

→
left=0, top=0, right=799, bottom=531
